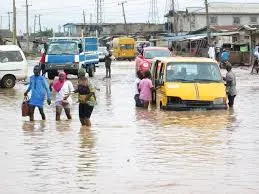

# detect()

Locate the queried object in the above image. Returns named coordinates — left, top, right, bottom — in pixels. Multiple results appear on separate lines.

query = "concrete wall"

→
left=64, top=23, right=165, bottom=36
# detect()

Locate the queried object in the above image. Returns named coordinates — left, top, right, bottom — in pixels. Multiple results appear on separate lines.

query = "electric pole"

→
left=38, top=14, right=42, bottom=33
left=12, top=0, right=17, bottom=45
left=26, top=0, right=32, bottom=52
left=0, top=16, right=2, bottom=29
left=148, top=0, right=159, bottom=24
left=83, top=10, right=86, bottom=36
left=118, top=1, right=127, bottom=35
left=205, top=0, right=210, bottom=46
left=7, top=12, right=12, bottom=31
left=34, top=15, right=37, bottom=35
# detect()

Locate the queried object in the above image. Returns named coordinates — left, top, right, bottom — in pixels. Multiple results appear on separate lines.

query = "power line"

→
left=148, top=0, right=159, bottom=24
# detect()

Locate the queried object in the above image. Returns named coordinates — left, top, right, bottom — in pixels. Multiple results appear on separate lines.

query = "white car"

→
left=98, top=46, right=106, bottom=62
left=0, top=45, right=28, bottom=88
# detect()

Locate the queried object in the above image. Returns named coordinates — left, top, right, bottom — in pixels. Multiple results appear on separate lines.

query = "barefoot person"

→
left=24, top=65, right=52, bottom=121
left=52, top=71, right=74, bottom=121
left=75, top=69, right=96, bottom=126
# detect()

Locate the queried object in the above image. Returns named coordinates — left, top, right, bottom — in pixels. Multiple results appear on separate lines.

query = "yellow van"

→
left=112, top=37, right=136, bottom=60
left=151, top=57, right=227, bottom=110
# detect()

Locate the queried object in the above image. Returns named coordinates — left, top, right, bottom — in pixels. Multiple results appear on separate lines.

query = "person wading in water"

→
left=104, top=43, right=112, bottom=78
left=75, top=68, right=97, bottom=126
left=224, top=63, right=237, bottom=108
left=52, top=71, right=74, bottom=121
left=24, top=65, right=52, bottom=121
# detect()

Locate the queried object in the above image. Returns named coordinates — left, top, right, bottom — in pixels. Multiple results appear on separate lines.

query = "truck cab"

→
left=45, top=37, right=98, bottom=79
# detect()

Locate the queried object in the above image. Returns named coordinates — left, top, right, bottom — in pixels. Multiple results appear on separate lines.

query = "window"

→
left=233, top=17, right=240, bottom=25
left=47, top=42, right=78, bottom=55
left=120, top=44, right=134, bottom=50
left=166, top=63, right=222, bottom=82
left=144, top=50, right=171, bottom=59
left=210, top=16, right=217, bottom=24
left=250, top=16, right=257, bottom=24
left=0, top=51, right=23, bottom=63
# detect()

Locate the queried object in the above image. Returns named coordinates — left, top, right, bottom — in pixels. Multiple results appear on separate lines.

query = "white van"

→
left=0, top=45, right=28, bottom=88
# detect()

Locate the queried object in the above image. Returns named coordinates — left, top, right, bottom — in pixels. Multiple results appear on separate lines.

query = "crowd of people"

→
left=24, top=66, right=96, bottom=127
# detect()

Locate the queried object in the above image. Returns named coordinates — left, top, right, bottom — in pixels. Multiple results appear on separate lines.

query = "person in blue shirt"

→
left=24, top=65, right=52, bottom=121
left=220, top=48, right=230, bottom=68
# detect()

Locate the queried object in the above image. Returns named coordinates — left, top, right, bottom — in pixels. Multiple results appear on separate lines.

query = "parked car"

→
left=98, top=46, right=106, bottom=62
left=135, top=47, right=171, bottom=74
left=0, top=45, right=28, bottom=88
left=151, top=57, right=227, bottom=110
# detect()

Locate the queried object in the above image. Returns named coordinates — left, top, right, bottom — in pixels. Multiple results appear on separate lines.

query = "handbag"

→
left=22, top=96, right=30, bottom=117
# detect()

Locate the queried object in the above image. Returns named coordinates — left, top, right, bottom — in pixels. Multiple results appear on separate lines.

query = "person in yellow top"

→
left=74, top=68, right=96, bottom=126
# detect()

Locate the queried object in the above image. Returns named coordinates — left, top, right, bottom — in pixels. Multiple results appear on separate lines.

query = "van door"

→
left=83, top=37, right=99, bottom=65
left=155, top=62, right=166, bottom=106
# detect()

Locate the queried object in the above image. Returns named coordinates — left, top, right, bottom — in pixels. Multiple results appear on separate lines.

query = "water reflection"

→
left=76, top=127, right=97, bottom=190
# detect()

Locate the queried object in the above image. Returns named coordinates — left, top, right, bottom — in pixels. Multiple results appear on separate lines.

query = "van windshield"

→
left=144, top=50, right=170, bottom=59
left=120, top=44, right=134, bottom=50
left=0, top=51, right=23, bottom=63
left=47, top=42, right=78, bottom=55
left=166, top=62, right=222, bottom=82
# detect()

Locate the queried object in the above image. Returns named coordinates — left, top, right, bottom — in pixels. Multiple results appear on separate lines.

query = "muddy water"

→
left=0, top=61, right=259, bottom=193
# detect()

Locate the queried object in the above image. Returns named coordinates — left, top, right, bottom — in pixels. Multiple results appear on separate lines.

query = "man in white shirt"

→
left=208, top=44, right=216, bottom=60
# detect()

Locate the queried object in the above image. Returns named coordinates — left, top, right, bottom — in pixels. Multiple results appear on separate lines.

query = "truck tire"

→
left=1, top=75, right=16, bottom=88
left=48, top=72, right=55, bottom=80
left=88, top=66, right=95, bottom=77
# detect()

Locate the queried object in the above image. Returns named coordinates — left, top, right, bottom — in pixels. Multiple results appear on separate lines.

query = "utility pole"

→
left=148, top=0, right=159, bottom=24
left=33, top=15, right=37, bottom=35
left=83, top=10, right=86, bottom=36
left=205, top=0, right=210, bottom=46
left=0, top=16, right=2, bottom=29
left=38, top=14, right=42, bottom=33
left=12, top=0, right=17, bottom=45
left=26, top=0, right=32, bottom=52
left=118, top=1, right=127, bottom=35
left=7, top=12, right=12, bottom=31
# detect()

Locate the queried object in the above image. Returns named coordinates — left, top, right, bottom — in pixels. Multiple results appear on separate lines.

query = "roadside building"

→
left=165, top=2, right=259, bottom=33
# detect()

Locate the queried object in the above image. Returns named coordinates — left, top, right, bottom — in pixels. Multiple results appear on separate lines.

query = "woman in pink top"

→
left=139, top=71, right=154, bottom=109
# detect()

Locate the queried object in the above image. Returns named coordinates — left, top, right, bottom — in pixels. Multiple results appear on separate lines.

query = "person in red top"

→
left=39, top=43, right=47, bottom=76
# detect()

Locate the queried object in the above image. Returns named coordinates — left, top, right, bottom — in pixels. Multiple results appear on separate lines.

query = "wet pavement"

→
left=0, top=60, right=259, bottom=193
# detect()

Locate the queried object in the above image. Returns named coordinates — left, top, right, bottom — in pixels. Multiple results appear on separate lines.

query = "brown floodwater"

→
left=0, top=61, right=259, bottom=193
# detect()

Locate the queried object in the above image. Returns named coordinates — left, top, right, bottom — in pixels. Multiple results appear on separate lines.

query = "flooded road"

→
left=1, top=61, right=259, bottom=193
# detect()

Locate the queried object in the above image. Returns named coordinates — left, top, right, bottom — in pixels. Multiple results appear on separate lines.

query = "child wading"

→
left=75, top=69, right=96, bottom=126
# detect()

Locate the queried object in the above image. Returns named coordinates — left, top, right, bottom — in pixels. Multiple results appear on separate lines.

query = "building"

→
left=63, top=23, right=165, bottom=37
left=0, top=29, right=13, bottom=45
left=165, top=2, right=259, bottom=33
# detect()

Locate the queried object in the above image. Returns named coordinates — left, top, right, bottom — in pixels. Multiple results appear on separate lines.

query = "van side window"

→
left=155, top=61, right=162, bottom=79
left=0, top=51, right=23, bottom=63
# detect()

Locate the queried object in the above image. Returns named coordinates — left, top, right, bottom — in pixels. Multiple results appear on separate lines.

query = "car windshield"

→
left=166, top=62, right=222, bottom=82
left=47, top=42, right=78, bottom=55
left=144, top=50, right=170, bottom=59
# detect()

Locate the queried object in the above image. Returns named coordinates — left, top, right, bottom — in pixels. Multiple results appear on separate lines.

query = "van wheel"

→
left=48, top=72, right=55, bottom=80
left=1, top=75, right=16, bottom=88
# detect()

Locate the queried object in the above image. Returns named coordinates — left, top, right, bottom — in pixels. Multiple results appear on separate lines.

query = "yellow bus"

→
left=112, top=37, right=137, bottom=61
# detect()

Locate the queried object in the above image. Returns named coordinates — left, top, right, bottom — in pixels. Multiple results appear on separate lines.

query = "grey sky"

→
left=0, top=0, right=258, bottom=34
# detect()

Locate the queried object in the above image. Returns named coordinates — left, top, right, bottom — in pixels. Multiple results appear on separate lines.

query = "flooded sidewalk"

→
left=0, top=61, right=259, bottom=193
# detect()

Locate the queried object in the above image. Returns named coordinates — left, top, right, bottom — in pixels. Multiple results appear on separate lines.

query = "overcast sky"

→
left=0, top=0, right=258, bottom=34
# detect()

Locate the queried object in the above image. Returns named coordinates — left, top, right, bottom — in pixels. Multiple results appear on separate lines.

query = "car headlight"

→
left=142, top=63, right=149, bottom=68
left=213, top=97, right=226, bottom=105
